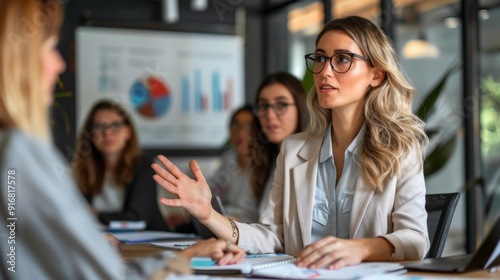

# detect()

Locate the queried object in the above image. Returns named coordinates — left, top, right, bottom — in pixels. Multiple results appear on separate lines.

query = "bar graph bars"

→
left=182, top=69, right=233, bottom=113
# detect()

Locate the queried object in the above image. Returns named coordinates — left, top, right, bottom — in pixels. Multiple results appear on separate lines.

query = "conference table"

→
left=122, top=243, right=500, bottom=279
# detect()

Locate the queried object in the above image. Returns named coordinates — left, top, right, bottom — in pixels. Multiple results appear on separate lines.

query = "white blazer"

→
left=236, top=132, right=429, bottom=260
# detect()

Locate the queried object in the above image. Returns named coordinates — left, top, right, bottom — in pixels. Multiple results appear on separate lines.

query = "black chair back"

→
left=425, top=192, right=460, bottom=258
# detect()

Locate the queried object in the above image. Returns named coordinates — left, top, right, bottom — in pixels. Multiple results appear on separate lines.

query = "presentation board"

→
left=76, top=26, right=244, bottom=149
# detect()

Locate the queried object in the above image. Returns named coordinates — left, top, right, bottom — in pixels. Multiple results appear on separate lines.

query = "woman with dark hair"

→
left=216, top=73, right=308, bottom=223
left=248, top=72, right=308, bottom=216
left=72, top=100, right=168, bottom=231
left=153, top=16, right=429, bottom=270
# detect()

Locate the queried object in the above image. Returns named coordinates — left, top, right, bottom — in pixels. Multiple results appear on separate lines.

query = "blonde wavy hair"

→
left=306, top=16, right=428, bottom=191
left=0, top=0, right=63, bottom=142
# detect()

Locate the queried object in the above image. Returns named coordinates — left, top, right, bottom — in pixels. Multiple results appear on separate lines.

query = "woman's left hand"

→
left=296, top=236, right=366, bottom=270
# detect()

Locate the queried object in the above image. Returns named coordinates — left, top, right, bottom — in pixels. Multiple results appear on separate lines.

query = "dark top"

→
left=86, top=156, right=168, bottom=231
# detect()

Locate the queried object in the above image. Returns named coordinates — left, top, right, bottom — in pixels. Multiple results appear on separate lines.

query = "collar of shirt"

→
left=319, top=124, right=366, bottom=163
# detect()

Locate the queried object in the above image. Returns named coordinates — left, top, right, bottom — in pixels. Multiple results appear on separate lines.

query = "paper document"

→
left=250, top=262, right=406, bottom=279
left=112, top=231, right=197, bottom=244
left=108, top=220, right=146, bottom=231
left=150, top=240, right=198, bottom=250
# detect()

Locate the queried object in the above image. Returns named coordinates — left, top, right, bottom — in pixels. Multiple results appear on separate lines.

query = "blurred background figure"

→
left=225, top=72, right=308, bottom=222
left=72, top=100, right=168, bottom=231
left=249, top=71, right=308, bottom=218
left=209, top=105, right=255, bottom=222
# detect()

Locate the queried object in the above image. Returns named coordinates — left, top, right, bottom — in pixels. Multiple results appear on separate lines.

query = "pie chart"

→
left=130, top=76, right=171, bottom=119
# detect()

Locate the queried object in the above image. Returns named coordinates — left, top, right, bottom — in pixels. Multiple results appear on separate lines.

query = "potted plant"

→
left=51, top=79, right=72, bottom=135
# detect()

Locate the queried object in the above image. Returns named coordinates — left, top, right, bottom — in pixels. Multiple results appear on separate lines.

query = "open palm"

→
left=152, top=155, right=213, bottom=221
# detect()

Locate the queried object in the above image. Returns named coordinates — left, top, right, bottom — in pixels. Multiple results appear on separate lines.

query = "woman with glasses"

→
left=210, top=73, right=307, bottom=224
left=72, top=100, right=168, bottom=231
left=245, top=72, right=308, bottom=220
left=152, top=16, right=429, bottom=269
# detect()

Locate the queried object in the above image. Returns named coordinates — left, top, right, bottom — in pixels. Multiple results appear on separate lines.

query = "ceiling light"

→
left=191, top=0, right=208, bottom=11
left=163, top=0, right=179, bottom=23
left=402, top=39, right=440, bottom=59
left=479, top=9, right=490, bottom=20
left=444, top=17, right=459, bottom=29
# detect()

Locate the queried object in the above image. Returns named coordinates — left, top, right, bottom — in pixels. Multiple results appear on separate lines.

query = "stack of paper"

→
left=150, top=241, right=198, bottom=250
left=108, top=220, right=146, bottom=231
left=251, top=262, right=406, bottom=279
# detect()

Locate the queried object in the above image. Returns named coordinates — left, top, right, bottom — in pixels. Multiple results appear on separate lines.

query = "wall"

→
left=53, top=0, right=264, bottom=160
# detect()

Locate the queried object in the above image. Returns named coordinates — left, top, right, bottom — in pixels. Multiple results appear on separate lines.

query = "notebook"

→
left=190, top=195, right=226, bottom=239
left=404, top=215, right=500, bottom=272
left=251, top=262, right=407, bottom=279
left=192, top=255, right=406, bottom=279
left=191, top=253, right=295, bottom=275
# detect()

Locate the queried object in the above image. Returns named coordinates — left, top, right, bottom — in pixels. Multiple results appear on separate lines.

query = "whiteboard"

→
left=76, top=26, right=244, bottom=149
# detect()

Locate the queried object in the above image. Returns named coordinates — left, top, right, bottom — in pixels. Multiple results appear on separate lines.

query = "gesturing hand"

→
left=152, top=155, right=213, bottom=221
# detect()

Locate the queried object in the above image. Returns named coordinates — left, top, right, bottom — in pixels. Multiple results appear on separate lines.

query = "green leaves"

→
left=423, top=129, right=459, bottom=177
left=302, top=67, right=314, bottom=94
left=416, top=60, right=461, bottom=122
left=417, top=59, right=461, bottom=177
left=52, top=79, right=73, bottom=135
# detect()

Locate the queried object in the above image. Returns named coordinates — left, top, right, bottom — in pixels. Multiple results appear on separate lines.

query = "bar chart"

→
left=181, top=69, right=234, bottom=113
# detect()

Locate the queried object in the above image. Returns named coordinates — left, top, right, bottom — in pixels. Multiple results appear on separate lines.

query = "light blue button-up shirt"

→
left=311, top=124, right=365, bottom=242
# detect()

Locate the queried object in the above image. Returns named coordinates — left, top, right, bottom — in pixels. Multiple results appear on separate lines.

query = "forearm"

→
left=201, top=208, right=239, bottom=243
left=356, top=237, right=394, bottom=261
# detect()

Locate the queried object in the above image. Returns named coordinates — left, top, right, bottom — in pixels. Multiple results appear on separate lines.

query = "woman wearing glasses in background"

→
left=229, top=72, right=308, bottom=223
left=250, top=72, right=308, bottom=218
left=72, top=100, right=168, bottom=231
left=152, top=15, right=429, bottom=270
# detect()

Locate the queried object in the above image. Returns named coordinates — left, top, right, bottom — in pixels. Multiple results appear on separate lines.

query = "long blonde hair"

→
left=0, top=0, right=63, bottom=141
left=306, top=16, right=428, bottom=190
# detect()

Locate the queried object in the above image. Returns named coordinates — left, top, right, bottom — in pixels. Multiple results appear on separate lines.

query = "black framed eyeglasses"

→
left=91, top=121, right=125, bottom=133
left=254, top=102, right=296, bottom=117
left=305, top=52, right=370, bottom=74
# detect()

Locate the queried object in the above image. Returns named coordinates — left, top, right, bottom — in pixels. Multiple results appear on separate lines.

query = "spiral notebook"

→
left=192, top=255, right=406, bottom=279
left=251, top=262, right=407, bottom=279
left=191, top=253, right=295, bottom=275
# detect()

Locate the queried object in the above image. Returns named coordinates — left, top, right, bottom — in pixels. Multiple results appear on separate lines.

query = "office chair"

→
left=425, top=192, right=460, bottom=258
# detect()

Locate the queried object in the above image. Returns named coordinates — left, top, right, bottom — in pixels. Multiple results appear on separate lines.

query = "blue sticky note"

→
left=191, top=258, right=217, bottom=267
